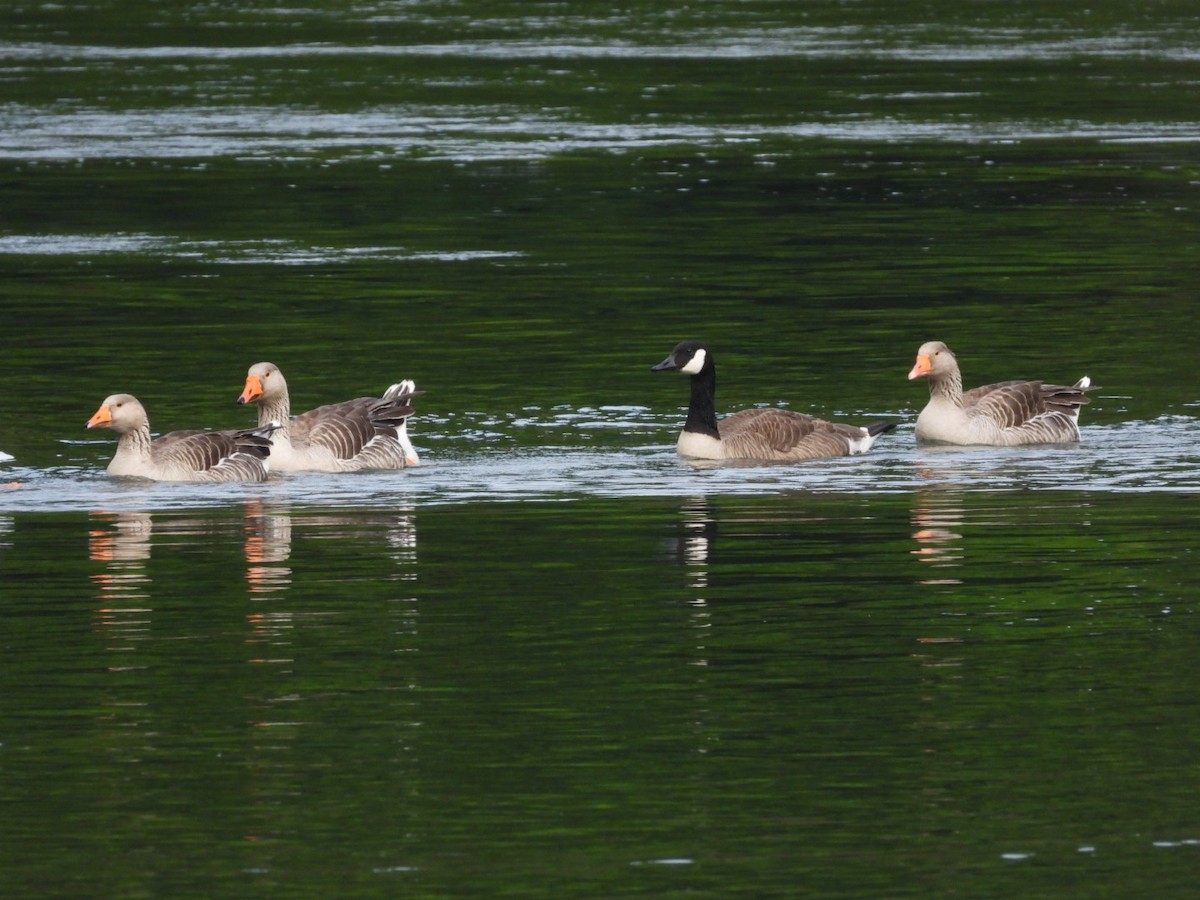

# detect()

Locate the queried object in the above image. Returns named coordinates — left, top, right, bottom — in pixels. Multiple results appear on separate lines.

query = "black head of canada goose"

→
left=907, top=340, right=1093, bottom=445
left=238, top=362, right=423, bottom=472
left=86, top=393, right=277, bottom=482
left=652, top=340, right=896, bottom=461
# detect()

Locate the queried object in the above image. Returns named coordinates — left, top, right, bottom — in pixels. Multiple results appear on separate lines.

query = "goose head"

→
left=908, top=341, right=957, bottom=380
left=86, top=394, right=147, bottom=434
left=238, top=362, right=286, bottom=406
left=652, top=340, right=712, bottom=376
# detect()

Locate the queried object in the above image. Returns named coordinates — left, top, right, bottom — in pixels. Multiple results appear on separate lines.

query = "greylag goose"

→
left=237, top=362, right=422, bottom=472
left=907, top=340, right=1093, bottom=445
left=86, top=394, right=276, bottom=482
left=652, top=340, right=896, bottom=461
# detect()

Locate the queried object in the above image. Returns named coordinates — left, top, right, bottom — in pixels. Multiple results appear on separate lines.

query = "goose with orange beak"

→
left=908, top=340, right=1093, bottom=446
left=86, top=393, right=276, bottom=481
left=238, top=362, right=422, bottom=472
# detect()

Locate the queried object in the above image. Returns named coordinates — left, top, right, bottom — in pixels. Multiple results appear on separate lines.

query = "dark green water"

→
left=2, top=1, right=1200, bottom=896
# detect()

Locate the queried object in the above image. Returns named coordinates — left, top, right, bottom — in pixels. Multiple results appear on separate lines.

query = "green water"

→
left=3, top=1, right=1200, bottom=896
left=4, top=494, right=1200, bottom=897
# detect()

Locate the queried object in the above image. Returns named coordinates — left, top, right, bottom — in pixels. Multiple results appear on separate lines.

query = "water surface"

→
left=2, top=1, right=1200, bottom=897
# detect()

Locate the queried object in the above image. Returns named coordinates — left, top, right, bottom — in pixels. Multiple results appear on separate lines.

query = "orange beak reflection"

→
left=86, top=405, right=113, bottom=429
left=908, top=354, right=932, bottom=381
left=238, top=375, right=264, bottom=405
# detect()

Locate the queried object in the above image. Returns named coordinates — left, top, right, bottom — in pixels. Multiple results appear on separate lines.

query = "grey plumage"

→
left=238, top=362, right=422, bottom=472
left=908, top=340, right=1093, bottom=445
left=86, top=393, right=276, bottom=482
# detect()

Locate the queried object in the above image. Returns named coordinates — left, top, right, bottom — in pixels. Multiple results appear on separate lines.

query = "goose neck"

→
left=684, top=364, right=721, bottom=439
left=930, top=368, right=964, bottom=407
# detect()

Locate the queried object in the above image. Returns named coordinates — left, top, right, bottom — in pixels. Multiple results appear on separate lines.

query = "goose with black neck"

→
left=652, top=340, right=896, bottom=462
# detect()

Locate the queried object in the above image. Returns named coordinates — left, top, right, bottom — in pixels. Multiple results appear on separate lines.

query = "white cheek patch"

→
left=680, top=348, right=707, bottom=375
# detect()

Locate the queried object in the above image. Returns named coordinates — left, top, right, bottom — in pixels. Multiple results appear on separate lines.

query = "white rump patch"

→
left=846, top=429, right=875, bottom=455
left=680, top=348, right=707, bottom=376
left=1076, top=375, right=1091, bottom=389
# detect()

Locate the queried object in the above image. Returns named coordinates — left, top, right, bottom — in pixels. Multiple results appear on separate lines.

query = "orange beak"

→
left=238, top=374, right=264, bottom=405
left=908, top=354, right=932, bottom=380
left=86, top=405, right=113, bottom=429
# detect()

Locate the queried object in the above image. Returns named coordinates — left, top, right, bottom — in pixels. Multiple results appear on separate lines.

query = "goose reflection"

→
left=910, top=490, right=966, bottom=585
left=88, top=511, right=156, bottom=667
left=243, top=499, right=293, bottom=594
left=242, top=505, right=420, bottom=669
left=89, top=511, right=152, bottom=607
left=667, top=496, right=720, bottom=669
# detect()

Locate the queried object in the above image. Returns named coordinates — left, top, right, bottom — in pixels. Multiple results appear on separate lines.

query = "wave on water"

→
left=3, top=415, right=1198, bottom=513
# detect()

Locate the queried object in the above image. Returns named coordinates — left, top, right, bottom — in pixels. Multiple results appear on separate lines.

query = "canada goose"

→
left=86, top=394, right=276, bottom=482
left=652, top=340, right=896, bottom=461
left=907, top=340, right=1092, bottom=445
left=237, top=362, right=422, bottom=472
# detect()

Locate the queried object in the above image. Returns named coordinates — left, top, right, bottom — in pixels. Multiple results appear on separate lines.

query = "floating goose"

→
left=907, top=340, right=1093, bottom=445
left=652, top=340, right=896, bottom=461
left=237, top=362, right=422, bottom=472
left=86, top=394, right=276, bottom=482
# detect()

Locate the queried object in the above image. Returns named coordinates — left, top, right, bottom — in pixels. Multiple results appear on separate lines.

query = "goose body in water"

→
left=238, top=362, right=421, bottom=472
left=653, top=341, right=896, bottom=461
left=86, top=394, right=276, bottom=482
left=907, top=340, right=1093, bottom=446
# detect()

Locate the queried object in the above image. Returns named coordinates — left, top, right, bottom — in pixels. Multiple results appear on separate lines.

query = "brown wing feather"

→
left=720, top=409, right=862, bottom=460
left=290, top=398, right=378, bottom=460
left=965, top=380, right=1091, bottom=428
left=151, top=425, right=274, bottom=480
left=153, top=430, right=240, bottom=472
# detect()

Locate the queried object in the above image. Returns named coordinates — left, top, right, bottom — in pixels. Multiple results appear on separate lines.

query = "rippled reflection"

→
left=88, top=512, right=154, bottom=664
left=243, top=500, right=293, bottom=594
left=910, top=490, right=966, bottom=585
left=242, top=506, right=419, bottom=668
left=671, top=497, right=724, bottom=670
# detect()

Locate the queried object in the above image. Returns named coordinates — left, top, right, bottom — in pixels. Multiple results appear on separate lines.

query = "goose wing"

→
left=965, top=380, right=1091, bottom=426
left=151, top=424, right=274, bottom=482
left=720, top=409, right=869, bottom=460
left=290, top=398, right=381, bottom=461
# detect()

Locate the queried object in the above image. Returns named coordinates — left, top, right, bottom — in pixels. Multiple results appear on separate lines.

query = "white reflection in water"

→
left=0, top=232, right=519, bottom=265
left=1, top=30, right=1193, bottom=62
left=671, top=497, right=725, bottom=670
left=2, top=104, right=1196, bottom=162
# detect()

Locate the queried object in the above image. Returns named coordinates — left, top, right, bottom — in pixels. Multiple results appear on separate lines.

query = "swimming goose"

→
left=237, top=362, right=422, bottom=472
left=907, top=340, right=1092, bottom=445
left=86, top=394, right=276, bottom=482
left=652, top=340, right=896, bottom=461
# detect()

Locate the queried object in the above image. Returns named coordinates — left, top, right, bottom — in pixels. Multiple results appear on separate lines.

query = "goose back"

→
left=716, top=408, right=893, bottom=461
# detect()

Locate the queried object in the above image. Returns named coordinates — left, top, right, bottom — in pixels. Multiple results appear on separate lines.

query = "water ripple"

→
left=3, top=415, right=1198, bottom=513
left=2, top=103, right=1196, bottom=163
